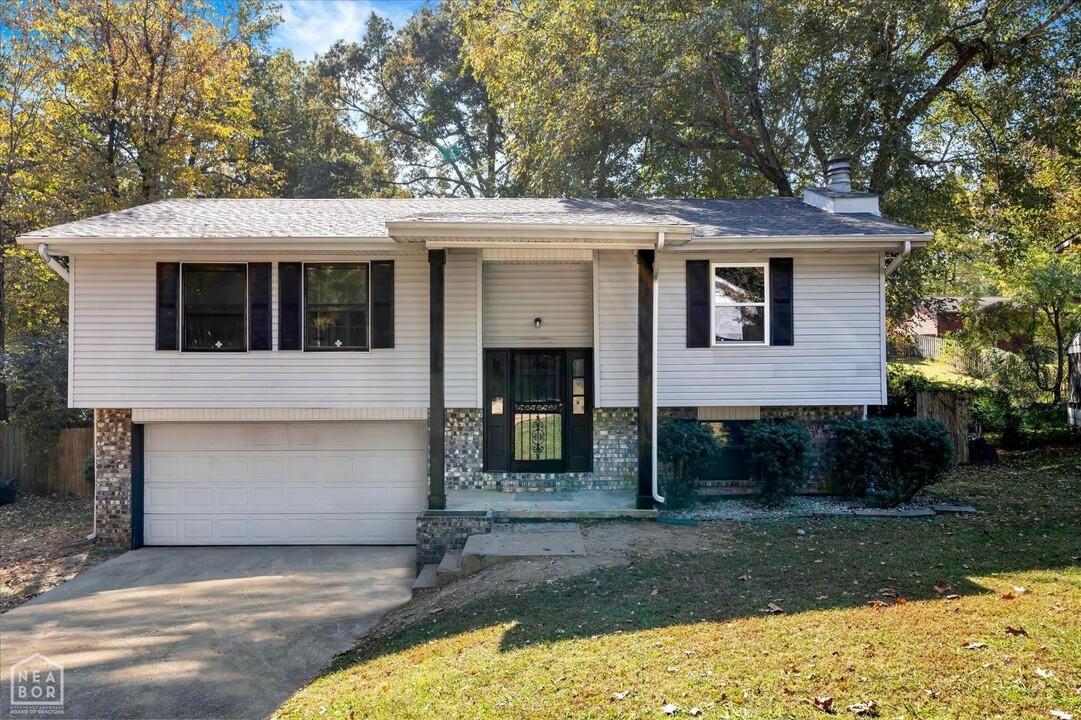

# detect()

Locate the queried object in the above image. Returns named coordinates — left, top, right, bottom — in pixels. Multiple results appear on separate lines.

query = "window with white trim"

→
left=712, top=263, right=768, bottom=344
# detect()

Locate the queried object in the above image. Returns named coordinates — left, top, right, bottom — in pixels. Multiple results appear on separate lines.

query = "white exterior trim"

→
left=592, top=251, right=602, bottom=406
left=389, top=221, right=694, bottom=244
left=711, top=261, right=770, bottom=347
left=132, top=407, right=428, bottom=423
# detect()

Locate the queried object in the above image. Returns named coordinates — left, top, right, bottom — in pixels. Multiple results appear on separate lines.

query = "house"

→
left=17, top=160, right=931, bottom=553
left=908, top=296, right=1009, bottom=359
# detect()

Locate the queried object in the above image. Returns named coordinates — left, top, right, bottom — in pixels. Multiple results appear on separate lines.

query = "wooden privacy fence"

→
left=0, top=424, right=94, bottom=496
left=916, top=390, right=970, bottom=465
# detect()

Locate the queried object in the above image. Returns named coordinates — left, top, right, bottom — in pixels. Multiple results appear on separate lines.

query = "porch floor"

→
left=445, top=489, right=656, bottom=520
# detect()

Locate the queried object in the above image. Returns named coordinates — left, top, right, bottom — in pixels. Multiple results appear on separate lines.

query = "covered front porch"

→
left=393, top=214, right=695, bottom=516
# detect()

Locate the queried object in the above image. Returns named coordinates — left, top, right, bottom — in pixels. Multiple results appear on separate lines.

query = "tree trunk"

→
left=0, top=245, right=7, bottom=422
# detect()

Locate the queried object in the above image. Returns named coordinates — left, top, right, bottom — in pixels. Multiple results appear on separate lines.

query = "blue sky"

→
left=269, top=0, right=426, bottom=60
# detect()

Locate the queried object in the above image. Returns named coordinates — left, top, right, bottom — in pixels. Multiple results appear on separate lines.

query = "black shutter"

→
left=770, top=257, right=794, bottom=346
left=371, top=260, right=395, bottom=349
left=279, top=262, right=302, bottom=350
left=155, top=262, right=180, bottom=350
left=248, top=263, right=271, bottom=351
left=686, top=260, right=710, bottom=348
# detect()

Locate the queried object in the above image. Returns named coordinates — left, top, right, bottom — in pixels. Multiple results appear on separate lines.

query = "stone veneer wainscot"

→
left=93, top=408, right=134, bottom=547
left=445, top=407, right=638, bottom=492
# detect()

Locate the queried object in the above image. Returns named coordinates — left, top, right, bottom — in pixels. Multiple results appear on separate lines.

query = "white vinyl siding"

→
left=445, top=249, right=481, bottom=407
left=143, top=421, right=426, bottom=545
left=595, top=250, right=638, bottom=407
left=70, top=254, right=428, bottom=408
left=482, top=262, right=593, bottom=348
left=658, top=251, right=885, bottom=406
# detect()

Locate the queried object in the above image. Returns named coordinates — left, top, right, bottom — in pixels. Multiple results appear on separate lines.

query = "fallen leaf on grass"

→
left=651, top=588, right=659, bottom=596
left=934, top=582, right=951, bottom=594
left=761, top=602, right=785, bottom=614
left=612, top=691, right=628, bottom=701
left=946, top=594, right=961, bottom=601
left=867, top=600, right=888, bottom=609
left=847, top=700, right=879, bottom=716
left=1035, top=668, right=1054, bottom=679
left=813, top=696, right=834, bottom=713
left=1005, top=626, right=1028, bottom=637
left=1001, top=591, right=1016, bottom=600
left=1013, top=585, right=1027, bottom=594
left=689, top=708, right=703, bottom=717
left=962, top=642, right=987, bottom=650
left=738, top=573, right=751, bottom=581
left=662, top=703, right=679, bottom=715
left=1049, top=711, right=1073, bottom=720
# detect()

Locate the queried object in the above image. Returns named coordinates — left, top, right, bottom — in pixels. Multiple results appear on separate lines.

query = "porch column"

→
left=428, top=249, right=447, bottom=510
left=636, top=249, right=655, bottom=509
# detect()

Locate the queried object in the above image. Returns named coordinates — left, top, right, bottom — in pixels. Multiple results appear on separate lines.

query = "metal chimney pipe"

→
left=826, top=158, right=852, bottom=192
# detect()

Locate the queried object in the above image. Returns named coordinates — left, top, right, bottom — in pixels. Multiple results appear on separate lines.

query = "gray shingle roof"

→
left=21, top=197, right=929, bottom=240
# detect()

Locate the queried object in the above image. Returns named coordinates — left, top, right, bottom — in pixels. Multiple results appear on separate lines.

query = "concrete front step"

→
left=433, top=523, right=588, bottom=588
left=436, top=549, right=464, bottom=587
left=411, top=564, right=439, bottom=596
left=459, top=525, right=586, bottom=576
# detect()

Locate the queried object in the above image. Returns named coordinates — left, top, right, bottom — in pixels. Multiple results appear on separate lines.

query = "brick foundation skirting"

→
left=416, top=510, right=493, bottom=566
left=94, top=409, right=134, bottom=548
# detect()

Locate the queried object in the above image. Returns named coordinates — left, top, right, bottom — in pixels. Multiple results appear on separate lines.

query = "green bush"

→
left=657, top=420, right=723, bottom=510
left=744, top=420, right=811, bottom=505
left=83, top=451, right=95, bottom=485
left=826, top=419, right=892, bottom=497
left=875, top=418, right=953, bottom=505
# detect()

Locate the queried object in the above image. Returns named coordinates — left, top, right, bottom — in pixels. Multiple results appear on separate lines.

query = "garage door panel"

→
left=144, top=421, right=426, bottom=545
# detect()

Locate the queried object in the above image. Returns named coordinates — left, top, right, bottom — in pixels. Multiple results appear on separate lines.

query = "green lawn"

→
left=891, top=357, right=984, bottom=387
left=276, top=449, right=1081, bottom=719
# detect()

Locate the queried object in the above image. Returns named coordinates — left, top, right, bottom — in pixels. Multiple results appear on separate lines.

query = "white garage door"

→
left=143, top=421, right=427, bottom=545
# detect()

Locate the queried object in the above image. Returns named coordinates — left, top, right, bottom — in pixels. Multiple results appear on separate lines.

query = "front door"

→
left=484, top=349, right=592, bottom=473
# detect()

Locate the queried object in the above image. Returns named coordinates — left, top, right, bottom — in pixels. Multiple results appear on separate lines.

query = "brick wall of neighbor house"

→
left=415, top=510, right=493, bottom=566
left=94, top=409, right=133, bottom=547
left=444, top=407, right=638, bottom=492
left=659, top=406, right=863, bottom=493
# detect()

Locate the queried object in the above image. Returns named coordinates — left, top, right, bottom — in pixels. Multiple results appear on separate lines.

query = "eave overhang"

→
left=680, top=232, right=933, bottom=252
left=386, top=220, right=695, bottom=248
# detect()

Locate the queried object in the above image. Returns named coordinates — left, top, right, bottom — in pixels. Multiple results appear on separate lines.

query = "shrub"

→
left=875, top=418, right=953, bottom=505
left=83, top=452, right=95, bottom=485
left=826, top=419, right=892, bottom=497
left=744, top=420, right=811, bottom=505
left=657, top=421, right=723, bottom=510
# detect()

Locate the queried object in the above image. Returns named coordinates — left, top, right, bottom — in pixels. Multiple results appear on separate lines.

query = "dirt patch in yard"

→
left=370, top=520, right=736, bottom=642
left=0, top=494, right=119, bottom=613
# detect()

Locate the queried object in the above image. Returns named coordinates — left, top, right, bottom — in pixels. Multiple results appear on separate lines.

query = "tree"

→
left=28, top=0, right=280, bottom=208
left=317, top=6, right=516, bottom=197
left=456, top=0, right=1078, bottom=200
left=249, top=50, right=402, bottom=199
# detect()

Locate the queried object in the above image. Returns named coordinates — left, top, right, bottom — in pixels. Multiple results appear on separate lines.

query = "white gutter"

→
left=652, top=231, right=665, bottom=505
left=37, top=243, right=70, bottom=283
left=884, top=240, right=912, bottom=277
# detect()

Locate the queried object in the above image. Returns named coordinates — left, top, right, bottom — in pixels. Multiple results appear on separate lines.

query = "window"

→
left=181, top=264, right=247, bottom=351
left=712, top=263, right=768, bottom=344
left=304, top=263, right=369, bottom=351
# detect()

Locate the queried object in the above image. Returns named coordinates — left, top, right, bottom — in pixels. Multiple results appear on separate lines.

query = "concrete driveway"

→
left=0, top=546, right=415, bottom=720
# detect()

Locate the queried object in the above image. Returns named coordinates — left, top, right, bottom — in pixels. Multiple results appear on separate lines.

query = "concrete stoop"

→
left=411, top=563, right=439, bottom=596
left=431, top=522, right=587, bottom=588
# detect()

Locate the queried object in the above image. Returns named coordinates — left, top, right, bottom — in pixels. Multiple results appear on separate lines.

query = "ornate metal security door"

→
left=510, top=351, right=564, bottom=472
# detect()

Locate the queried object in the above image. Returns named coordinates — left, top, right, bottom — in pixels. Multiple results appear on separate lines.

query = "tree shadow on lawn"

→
left=339, top=448, right=1081, bottom=666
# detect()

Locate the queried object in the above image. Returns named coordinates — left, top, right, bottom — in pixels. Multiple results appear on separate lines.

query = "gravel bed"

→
left=660, top=494, right=942, bottom=521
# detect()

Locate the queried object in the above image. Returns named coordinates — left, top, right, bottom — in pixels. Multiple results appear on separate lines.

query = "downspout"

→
left=37, top=243, right=70, bottom=283
left=37, top=244, right=94, bottom=542
left=652, top=232, right=665, bottom=504
left=884, top=240, right=911, bottom=277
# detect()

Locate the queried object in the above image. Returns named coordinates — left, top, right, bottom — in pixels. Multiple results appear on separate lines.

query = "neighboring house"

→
left=18, top=161, right=931, bottom=550
left=908, top=296, right=1009, bottom=359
